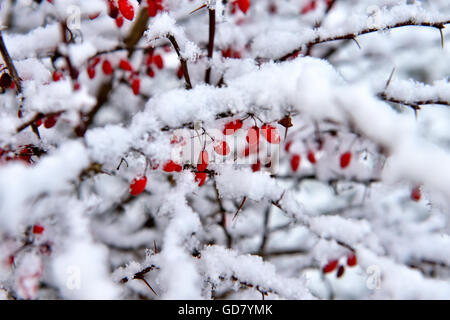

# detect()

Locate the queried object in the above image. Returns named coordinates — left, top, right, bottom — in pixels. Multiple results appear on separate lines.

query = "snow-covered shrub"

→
left=0, top=0, right=449, bottom=300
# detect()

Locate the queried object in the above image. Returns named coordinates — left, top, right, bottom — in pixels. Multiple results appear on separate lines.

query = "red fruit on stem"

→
left=146, top=55, right=153, bottom=66
left=163, top=160, right=182, bottom=172
left=153, top=55, right=164, bottom=69
left=301, top=0, right=317, bottom=14
left=251, top=160, right=261, bottom=172
left=322, top=259, right=339, bottom=273
left=347, top=253, right=357, bottom=267
left=340, top=151, right=352, bottom=169
left=336, top=265, right=345, bottom=278
left=119, top=59, right=133, bottom=71
left=52, top=71, right=62, bottom=82
left=236, top=0, right=250, bottom=13
left=44, top=116, right=57, bottom=129
left=102, top=60, right=113, bottom=75
left=261, top=124, right=280, bottom=144
left=118, top=0, right=135, bottom=20
left=223, top=119, right=243, bottom=135
left=307, top=150, right=316, bottom=164
left=147, top=0, right=159, bottom=17
left=246, top=126, right=260, bottom=146
left=147, top=67, right=155, bottom=78
left=131, top=78, right=140, bottom=95
left=108, top=1, right=120, bottom=18
left=214, top=141, right=230, bottom=156
left=35, top=119, right=42, bottom=127
left=411, top=186, right=422, bottom=202
left=115, top=16, right=124, bottom=27
left=197, top=150, right=209, bottom=172
left=8, top=255, right=14, bottom=266
left=87, top=66, right=96, bottom=79
left=291, top=154, right=301, bottom=172
left=195, top=172, right=207, bottom=187
left=129, top=176, right=147, bottom=196
left=284, top=141, right=293, bottom=152
left=33, top=224, right=45, bottom=235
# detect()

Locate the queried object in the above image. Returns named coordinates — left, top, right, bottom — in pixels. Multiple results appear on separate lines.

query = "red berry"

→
left=118, top=0, right=135, bottom=21
left=236, top=0, right=250, bottom=14
left=301, top=0, right=317, bottom=14
left=147, top=66, right=155, bottom=78
left=307, top=150, right=316, bottom=164
left=322, top=259, right=338, bottom=273
left=87, top=66, right=96, bottom=79
left=129, top=176, right=147, bottom=196
left=8, top=255, right=14, bottom=266
left=261, top=124, right=280, bottom=144
left=251, top=160, right=261, bottom=172
left=195, top=172, right=207, bottom=187
left=153, top=55, right=164, bottom=69
left=52, top=71, right=62, bottom=82
left=73, top=82, right=81, bottom=91
left=214, top=141, right=230, bottom=156
left=347, top=253, right=357, bottom=267
left=119, top=59, right=133, bottom=71
left=44, top=115, right=57, bottom=129
left=115, top=16, right=124, bottom=27
left=108, top=1, right=120, bottom=18
left=131, top=78, right=140, bottom=95
left=147, top=0, right=158, bottom=17
left=176, top=66, right=183, bottom=79
left=246, top=126, right=260, bottom=146
left=33, top=224, right=45, bottom=235
left=336, top=265, right=345, bottom=278
left=411, top=186, right=422, bottom=202
left=223, top=119, right=243, bottom=135
left=35, top=119, right=42, bottom=127
left=284, top=141, right=293, bottom=152
left=290, top=154, right=301, bottom=172
left=340, top=151, right=352, bottom=169
left=197, top=150, right=209, bottom=172
left=102, top=60, right=113, bottom=75
left=163, top=160, right=182, bottom=172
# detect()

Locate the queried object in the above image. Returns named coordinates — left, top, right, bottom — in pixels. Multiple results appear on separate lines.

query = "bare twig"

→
left=167, top=34, right=193, bottom=90
left=0, top=30, right=21, bottom=93
left=205, top=8, right=216, bottom=84
left=278, top=19, right=450, bottom=61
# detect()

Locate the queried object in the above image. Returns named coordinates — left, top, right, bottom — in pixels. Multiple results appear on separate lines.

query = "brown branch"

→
left=379, top=92, right=450, bottom=110
left=204, top=8, right=216, bottom=84
left=278, top=18, right=450, bottom=62
left=167, top=34, right=193, bottom=90
left=0, top=30, right=22, bottom=93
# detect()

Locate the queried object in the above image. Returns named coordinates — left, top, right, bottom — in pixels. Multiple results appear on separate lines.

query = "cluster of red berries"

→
left=322, top=253, right=357, bottom=278
left=221, top=47, right=242, bottom=59
left=0, top=144, right=43, bottom=165
left=145, top=48, right=164, bottom=78
left=285, top=139, right=352, bottom=172
left=108, top=0, right=135, bottom=27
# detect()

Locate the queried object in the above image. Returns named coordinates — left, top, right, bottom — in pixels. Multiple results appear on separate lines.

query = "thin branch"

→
left=0, top=30, right=22, bottom=93
left=167, top=34, right=193, bottom=90
left=379, top=92, right=450, bottom=110
left=277, top=19, right=450, bottom=62
left=205, top=8, right=216, bottom=84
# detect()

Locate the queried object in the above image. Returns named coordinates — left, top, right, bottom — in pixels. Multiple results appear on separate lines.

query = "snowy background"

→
left=0, top=0, right=449, bottom=300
